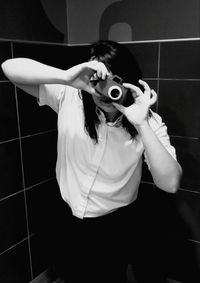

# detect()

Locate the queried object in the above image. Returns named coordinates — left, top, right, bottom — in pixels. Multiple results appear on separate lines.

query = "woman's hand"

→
left=112, top=80, right=157, bottom=128
left=65, top=61, right=109, bottom=95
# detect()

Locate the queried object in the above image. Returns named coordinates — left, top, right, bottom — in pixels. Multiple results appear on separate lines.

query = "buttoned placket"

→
left=79, top=121, right=109, bottom=218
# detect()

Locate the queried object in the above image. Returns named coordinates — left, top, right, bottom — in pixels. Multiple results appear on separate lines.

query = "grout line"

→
left=0, top=177, right=56, bottom=203
left=0, top=189, right=24, bottom=202
left=119, top=37, right=200, bottom=44
left=0, top=129, right=57, bottom=146
left=178, top=188, right=200, bottom=195
left=11, top=42, right=34, bottom=280
left=0, top=80, right=10, bottom=83
left=0, top=37, right=69, bottom=47
left=0, top=137, right=20, bottom=145
left=170, top=135, right=200, bottom=140
left=158, top=78, right=200, bottom=81
left=25, top=177, right=56, bottom=191
left=0, top=236, right=31, bottom=257
left=1, top=37, right=200, bottom=47
left=156, top=42, right=161, bottom=113
left=188, top=239, right=200, bottom=244
left=21, top=129, right=57, bottom=140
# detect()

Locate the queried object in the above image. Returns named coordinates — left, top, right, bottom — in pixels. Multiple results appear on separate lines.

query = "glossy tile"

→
left=26, top=178, right=60, bottom=235
left=125, top=43, right=159, bottom=78
left=21, top=131, right=57, bottom=188
left=141, top=162, right=153, bottom=184
left=173, top=190, right=200, bottom=242
left=160, top=40, right=200, bottom=79
left=17, top=89, right=57, bottom=137
left=0, top=83, right=19, bottom=142
left=171, top=137, right=200, bottom=192
left=13, top=42, right=90, bottom=70
left=158, top=80, right=200, bottom=137
left=30, top=233, right=53, bottom=278
left=0, top=240, right=31, bottom=283
left=0, top=42, right=12, bottom=81
left=166, top=239, right=200, bottom=282
left=0, top=140, right=23, bottom=200
left=0, top=192, right=27, bottom=253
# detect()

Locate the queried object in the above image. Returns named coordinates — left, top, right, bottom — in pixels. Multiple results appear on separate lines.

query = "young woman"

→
left=2, top=40, right=182, bottom=283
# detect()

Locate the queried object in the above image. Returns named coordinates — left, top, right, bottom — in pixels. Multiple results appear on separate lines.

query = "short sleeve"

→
left=144, top=110, right=177, bottom=168
left=38, top=84, right=66, bottom=113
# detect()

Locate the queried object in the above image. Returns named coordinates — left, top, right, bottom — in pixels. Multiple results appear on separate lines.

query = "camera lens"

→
left=108, top=86, right=122, bottom=100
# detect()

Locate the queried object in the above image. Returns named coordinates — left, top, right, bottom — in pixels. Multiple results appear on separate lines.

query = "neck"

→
left=105, top=111, right=121, bottom=122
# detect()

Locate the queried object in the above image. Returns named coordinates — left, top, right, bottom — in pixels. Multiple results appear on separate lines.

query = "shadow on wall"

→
left=0, top=0, right=66, bottom=42
left=99, top=0, right=199, bottom=41
left=136, top=183, right=200, bottom=282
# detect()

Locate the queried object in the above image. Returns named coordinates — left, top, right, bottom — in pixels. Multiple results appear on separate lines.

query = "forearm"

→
left=137, top=121, right=182, bottom=193
left=1, top=58, right=67, bottom=85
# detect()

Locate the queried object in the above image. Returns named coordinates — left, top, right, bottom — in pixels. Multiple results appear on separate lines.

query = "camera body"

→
left=95, top=75, right=128, bottom=101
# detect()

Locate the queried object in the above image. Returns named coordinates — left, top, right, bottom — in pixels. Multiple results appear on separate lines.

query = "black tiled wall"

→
left=0, top=40, right=89, bottom=283
left=124, top=40, right=200, bottom=282
left=1, top=38, right=200, bottom=283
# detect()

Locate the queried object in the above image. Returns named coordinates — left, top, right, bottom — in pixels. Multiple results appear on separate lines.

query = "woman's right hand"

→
left=65, top=61, right=109, bottom=95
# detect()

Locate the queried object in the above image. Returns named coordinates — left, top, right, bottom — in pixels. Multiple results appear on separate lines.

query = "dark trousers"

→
left=51, top=199, right=168, bottom=283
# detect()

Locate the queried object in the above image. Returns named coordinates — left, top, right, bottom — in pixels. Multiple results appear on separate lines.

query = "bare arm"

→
left=136, top=121, right=182, bottom=193
left=1, top=58, right=67, bottom=98
left=113, top=80, right=182, bottom=193
left=1, top=58, right=109, bottom=98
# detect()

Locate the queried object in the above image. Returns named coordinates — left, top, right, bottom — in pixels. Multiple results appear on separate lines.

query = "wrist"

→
left=135, top=120, right=150, bottom=134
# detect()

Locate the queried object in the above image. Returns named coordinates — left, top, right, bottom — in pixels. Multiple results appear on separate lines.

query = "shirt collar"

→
left=96, top=107, right=123, bottom=127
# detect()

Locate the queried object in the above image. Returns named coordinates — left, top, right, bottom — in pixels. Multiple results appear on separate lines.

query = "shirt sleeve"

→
left=38, top=84, right=66, bottom=113
left=144, top=110, right=177, bottom=169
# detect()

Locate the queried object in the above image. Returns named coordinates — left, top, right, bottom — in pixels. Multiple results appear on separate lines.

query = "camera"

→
left=95, top=75, right=128, bottom=101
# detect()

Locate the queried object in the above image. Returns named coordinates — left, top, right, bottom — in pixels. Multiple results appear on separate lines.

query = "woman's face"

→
left=90, top=72, right=127, bottom=115
left=91, top=92, right=118, bottom=113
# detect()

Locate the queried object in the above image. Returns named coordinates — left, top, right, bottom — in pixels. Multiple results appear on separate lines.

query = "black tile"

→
left=26, top=178, right=60, bottom=235
left=144, top=79, right=158, bottom=112
left=136, top=183, right=200, bottom=282
left=160, top=40, right=200, bottom=79
left=0, top=140, right=23, bottom=200
left=13, top=42, right=90, bottom=70
left=22, top=131, right=57, bottom=188
left=30, top=233, right=53, bottom=278
left=171, top=137, right=200, bottom=192
left=0, top=192, right=27, bottom=253
left=166, top=240, right=200, bottom=282
left=141, top=162, right=153, bottom=184
left=173, top=190, right=200, bottom=242
left=0, top=42, right=12, bottom=81
left=0, top=240, right=31, bottom=283
left=17, top=89, right=57, bottom=137
left=0, top=83, right=19, bottom=142
left=125, top=43, right=159, bottom=78
left=158, top=80, right=200, bottom=137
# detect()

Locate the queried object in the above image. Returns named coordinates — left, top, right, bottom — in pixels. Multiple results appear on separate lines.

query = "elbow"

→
left=156, top=179, right=180, bottom=194
left=1, top=59, right=12, bottom=79
left=155, top=164, right=183, bottom=194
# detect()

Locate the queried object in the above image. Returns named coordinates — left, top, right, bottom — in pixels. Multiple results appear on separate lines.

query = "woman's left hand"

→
left=112, top=80, right=157, bottom=128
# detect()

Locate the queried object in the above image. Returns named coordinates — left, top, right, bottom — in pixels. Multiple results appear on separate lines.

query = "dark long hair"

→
left=82, top=40, right=142, bottom=143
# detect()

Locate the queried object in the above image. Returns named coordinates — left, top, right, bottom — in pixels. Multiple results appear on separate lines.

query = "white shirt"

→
left=39, top=84, right=177, bottom=219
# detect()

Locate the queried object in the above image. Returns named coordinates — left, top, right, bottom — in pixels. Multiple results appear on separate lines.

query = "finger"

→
left=123, top=83, right=142, bottom=97
left=100, top=62, right=110, bottom=80
left=90, top=61, right=109, bottom=80
left=138, top=79, right=151, bottom=91
left=112, top=102, right=126, bottom=114
left=85, top=85, right=101, bottom=97
left=150, top=89, right=157, bottom=106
